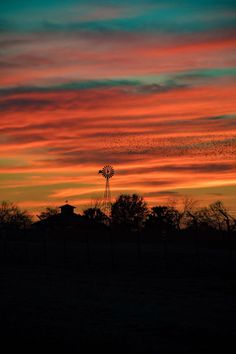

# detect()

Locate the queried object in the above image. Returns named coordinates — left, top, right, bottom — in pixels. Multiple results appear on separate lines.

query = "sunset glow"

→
left=1, top=0, right=236, bottom=215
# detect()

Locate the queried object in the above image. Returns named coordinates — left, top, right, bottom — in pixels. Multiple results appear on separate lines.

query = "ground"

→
left=0, top=241, right=235, bottom=353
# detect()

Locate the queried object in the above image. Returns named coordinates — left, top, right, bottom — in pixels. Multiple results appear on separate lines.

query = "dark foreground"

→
left=0, top=242, right=236, bottom=354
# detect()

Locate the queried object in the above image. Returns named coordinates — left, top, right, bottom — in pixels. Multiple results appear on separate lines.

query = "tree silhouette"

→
left=209, top=200, right=236, bottom=233
left=83, top=207, right=109, bottom=224
left=0, top=201, right=32, bottom=230
left=182, top=200, right=236, bottom=234
left=146, top=205, right=181, bottom=234
left=179, top=196, right=199, bottom=229
left=185, top=207, right=215, bottom=233
left=111, top=194, right=148, bottom=231
left=37, top=207, right=59, bottom=221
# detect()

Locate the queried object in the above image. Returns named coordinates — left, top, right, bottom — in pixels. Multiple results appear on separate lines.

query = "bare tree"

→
left=84, top=198, right=106, bottom=214
left=179, top=196, right=199, bottom=229
left=37, top=207, right=59, bottom=221
left=0, top=201, right=32, bottom=229
left=209, top=201, right=236, bottom=233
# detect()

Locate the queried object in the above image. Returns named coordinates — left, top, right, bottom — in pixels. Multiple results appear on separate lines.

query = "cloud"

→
left=0, top=79, right=141, bottom=95
left=158, top=163, right=234, bottom=173
left=1, top=28, right=235, bottom=89
left=119, top=162, right=234, bottom=175
left=0, top=97, right=57, bottom=111
left=205, top=114, right=236, bottom=121
left=0, top=0, right=236, bottom=212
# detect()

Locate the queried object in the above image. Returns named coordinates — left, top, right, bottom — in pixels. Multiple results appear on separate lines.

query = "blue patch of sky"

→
left=1, top=0, right=236, bottom=12
left=0, top=0, right=235, bottom=33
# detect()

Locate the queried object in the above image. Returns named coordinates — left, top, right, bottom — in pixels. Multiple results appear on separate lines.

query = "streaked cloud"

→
left=0, top=0, right=235, bottom=215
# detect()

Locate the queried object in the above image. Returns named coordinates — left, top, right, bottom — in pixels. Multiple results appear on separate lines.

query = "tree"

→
left=209, top=201, right=236, bottom=233
left=83, top=207, right=109, bottom=224
left=146, top=205, right=181, bottom=234
left=37, top=207, right=59, bottom=221
left=0, top=201, right=32, bottom=230
left=179, top=196, right=199, bottom=229
left=111, top=194, right=148, bottom=231
left=185, top=207, right=215, bottom=232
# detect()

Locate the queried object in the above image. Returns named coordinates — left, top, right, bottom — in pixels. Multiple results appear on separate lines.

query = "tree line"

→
left=0, top=194, right=235, bottom=237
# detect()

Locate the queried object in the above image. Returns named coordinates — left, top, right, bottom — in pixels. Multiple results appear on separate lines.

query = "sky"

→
left=0, top=0, right=236, bottom=215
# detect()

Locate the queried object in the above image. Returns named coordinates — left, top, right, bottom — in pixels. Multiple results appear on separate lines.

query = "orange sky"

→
left=0, top=1, right=236, bottom=216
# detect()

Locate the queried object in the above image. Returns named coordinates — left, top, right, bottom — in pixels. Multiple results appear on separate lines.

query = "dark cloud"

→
left=0, top=79, right=141, bottom=96
left=0, top=79, right=179, bottom=96
left=119, top=163, right=234, bottom=175
left=0, top=81, right=185, bottom=113
left=135, top=180, right=172, bottom=187
left=205, top=114, right=236, bottom=121
left=0, top=98, right=57, bottom=112
left=0, top=55, right=54, bottom=69
left=158, top=163, right=234, bottom=173
left=42, top=149, right=145, bottom=166
left=0, top=117, right=90, bottom=134
left=144, top=190, right=177, bottom=198
left=0, top=37, right=31, bottom=48
left=6, top=133, right=47, bottom=144
left=0, top=61, right=19, bottom=68
left=129, top=83, right=187, bottom=94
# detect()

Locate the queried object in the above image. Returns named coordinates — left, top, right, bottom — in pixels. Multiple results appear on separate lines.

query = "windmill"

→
left=98, top=165, right=115, bottom=214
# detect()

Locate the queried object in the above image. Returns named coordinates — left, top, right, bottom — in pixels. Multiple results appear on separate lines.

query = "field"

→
left=0, top=238, right=236, bottom=353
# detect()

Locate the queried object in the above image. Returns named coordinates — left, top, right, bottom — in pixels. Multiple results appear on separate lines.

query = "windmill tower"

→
left=98, top=165, right=115, bottom=214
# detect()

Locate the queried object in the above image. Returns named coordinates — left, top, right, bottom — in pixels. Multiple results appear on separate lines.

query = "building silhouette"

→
left=33, top=202, right=108, bottom=240
left=59, top=203, right=76, bottom=216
